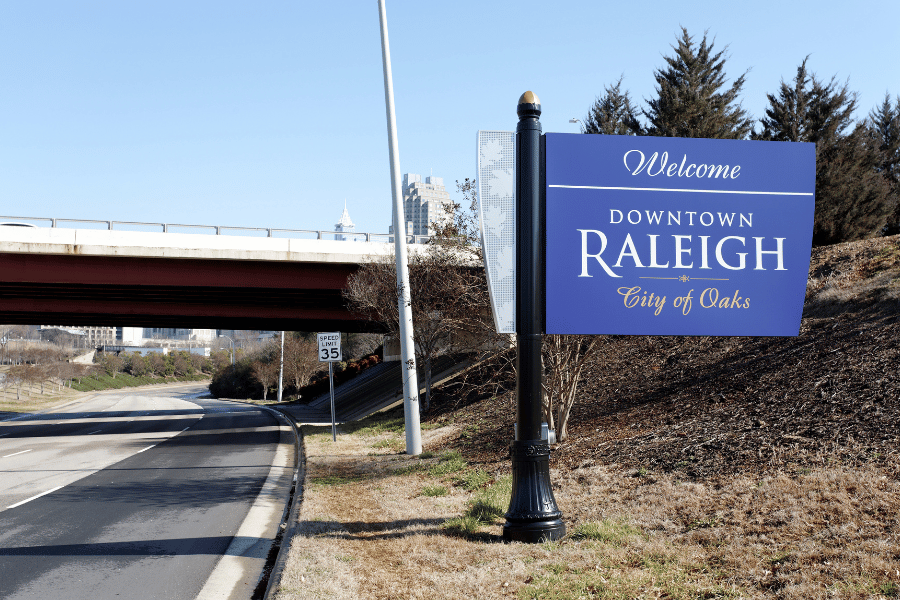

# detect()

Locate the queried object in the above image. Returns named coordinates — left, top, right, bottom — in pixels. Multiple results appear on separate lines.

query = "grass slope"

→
left=274, top=235, right=900, bottom=600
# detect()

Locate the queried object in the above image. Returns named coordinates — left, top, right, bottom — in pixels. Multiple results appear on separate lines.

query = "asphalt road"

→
left=0, top=384, right=293, bottom=600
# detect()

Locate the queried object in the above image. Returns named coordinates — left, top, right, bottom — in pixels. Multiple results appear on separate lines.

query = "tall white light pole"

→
left=220, top=335, right=235, bottom=366
left=277, top=330, right=285, bottom=402
left=377, top=0, right=422, bottom=455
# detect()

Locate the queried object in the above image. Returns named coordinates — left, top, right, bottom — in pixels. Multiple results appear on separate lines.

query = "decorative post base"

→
left=503, top=440, right=566, bottom=543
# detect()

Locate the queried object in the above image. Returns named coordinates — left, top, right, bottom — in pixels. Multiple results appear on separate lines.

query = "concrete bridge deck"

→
left=0, top=227, right=405, bottom=331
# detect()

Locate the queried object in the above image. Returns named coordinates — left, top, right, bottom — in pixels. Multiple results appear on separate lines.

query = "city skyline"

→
left=2, top=1, right=897, bottom=235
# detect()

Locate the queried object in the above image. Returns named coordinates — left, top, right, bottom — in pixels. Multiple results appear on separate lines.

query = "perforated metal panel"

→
left=477, top=130, right=516, bottom=333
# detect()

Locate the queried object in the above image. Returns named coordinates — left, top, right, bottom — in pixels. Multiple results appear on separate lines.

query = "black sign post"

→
left=502, top=92, right=565, bottom=543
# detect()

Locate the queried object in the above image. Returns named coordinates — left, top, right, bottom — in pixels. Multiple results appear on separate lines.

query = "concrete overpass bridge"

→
left=0, top=223, right=411, bottom=332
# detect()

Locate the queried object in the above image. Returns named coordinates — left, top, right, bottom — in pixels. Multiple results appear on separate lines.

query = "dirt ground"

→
left=274, top=235, right=900, bottom=600
left=431, top=235, right=900, bottom=481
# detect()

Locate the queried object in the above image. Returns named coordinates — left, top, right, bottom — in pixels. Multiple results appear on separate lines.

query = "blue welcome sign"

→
left=545, top=133, right=815, bottom=336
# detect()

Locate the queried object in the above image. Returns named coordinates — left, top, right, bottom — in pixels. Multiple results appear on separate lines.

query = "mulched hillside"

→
left=425, top=234, right=900, bottom=480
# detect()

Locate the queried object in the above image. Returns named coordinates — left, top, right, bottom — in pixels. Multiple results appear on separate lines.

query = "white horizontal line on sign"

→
left=549, top=185, right=813, bottom=196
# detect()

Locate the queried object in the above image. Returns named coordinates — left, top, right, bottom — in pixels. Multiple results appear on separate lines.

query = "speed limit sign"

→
left=317, top=332, right=342, bottom=362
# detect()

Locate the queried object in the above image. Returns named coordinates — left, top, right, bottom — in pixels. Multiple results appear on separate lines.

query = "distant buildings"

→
left=40, top=326, right=222, bottom=349
left=142, top=328, right=216, bottom=343
left=389, top=173, right=453, bottom=238
left=40, top=326, right=116, bottom=348
left=334, top=201, right=358, bottom=241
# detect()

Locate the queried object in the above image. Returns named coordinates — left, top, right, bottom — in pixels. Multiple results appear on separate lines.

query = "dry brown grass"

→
left=805, top=235, right=900, bottom=317
left=0, top=366, right=81, bottom=414
left=274, top=236, right=900, bottom=599
left=274, top=419, right=899, bottom=600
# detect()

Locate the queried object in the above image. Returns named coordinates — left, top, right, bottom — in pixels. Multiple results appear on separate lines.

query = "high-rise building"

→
left=390, top=173, right=453, bottom=237
left=334, top=201, right=358, bottom=241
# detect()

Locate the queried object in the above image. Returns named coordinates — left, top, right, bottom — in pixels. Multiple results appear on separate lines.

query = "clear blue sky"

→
left=2, top=1, right=897, bottom=234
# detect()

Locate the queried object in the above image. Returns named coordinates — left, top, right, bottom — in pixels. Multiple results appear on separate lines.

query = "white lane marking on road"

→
left=196, top=424, right=294, bottom=599
left=87, top=430, right=103, bottom=435
left=136, top=445, right=156, bottom=453
left=7, top=485, right=64, bottom=509
left=3, top=449, right=32, bottom=458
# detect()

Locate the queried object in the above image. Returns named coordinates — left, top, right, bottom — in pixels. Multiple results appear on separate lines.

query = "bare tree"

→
left=71, top=363, right=96, bottom=385
left=56, top=361, right=76, bottom=388
left=282, top=334, right=321, bottom=394
left=345, top=178, right=506, bottom=411
left=345, top=245, right=497, bottom=411
left=541, top=335, right=598, bottom=443
left=32, top=363, right=48, bottom=395
left=252, top=359, right=279, bottom=401
left=8, top=365, right=26, bottom=400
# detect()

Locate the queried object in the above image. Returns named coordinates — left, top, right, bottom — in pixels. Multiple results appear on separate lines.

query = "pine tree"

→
left=756, top=57, right=860, bottom=144
left=868, top=94, right=900, bottom=234
left=583, top=77, right=642, bottom=135
left=644, top=28, right=752, bottom=139
left=757, top=57, right=813, bottom=142
left=813, top=127, right=892, bottom=244
left=758, top=59, right=893, bottom=244
left=868, top=93, right=900, bottom=187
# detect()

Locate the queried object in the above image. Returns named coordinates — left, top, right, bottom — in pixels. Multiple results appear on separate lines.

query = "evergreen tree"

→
left=813, top=127, right=892, bottom=244
left=806, top=76, right=858, bottom=144
left=868, top=93, right=900, bottom=187
left=583, top=77, right=642, bottom=135
left=644, top=28, right=752, bottom=139
left=757, top=57, right=813, bottom=142
left=868, top=94, right=900, bottom=234
left=758, top=59, right=893, bottom=244
left=756, top=57, right=859, bottom=145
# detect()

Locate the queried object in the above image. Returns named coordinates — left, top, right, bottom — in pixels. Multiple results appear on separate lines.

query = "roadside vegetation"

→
left=68, top=349, right=218, bottom=392
left=0, top=339, right=222, bottom=413
left=276, top=403, right=899, bottom=600
left=273, top=230, right=899, bottom=599
left=580, top=27, right=899, bottom=244
left=69, top=370, right=208, bottom=392
left=208, top=332, right=382, bottom=401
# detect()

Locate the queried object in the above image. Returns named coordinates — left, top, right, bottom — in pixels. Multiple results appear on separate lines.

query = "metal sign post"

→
left=317, top=332, right=342, bottom=441
left=502, top=92, right=566, bottom=544
left=328, top=363, right=336, bottom=441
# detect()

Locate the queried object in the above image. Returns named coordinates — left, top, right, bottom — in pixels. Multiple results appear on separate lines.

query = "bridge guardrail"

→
left=0, top=216, right=431, bottom=244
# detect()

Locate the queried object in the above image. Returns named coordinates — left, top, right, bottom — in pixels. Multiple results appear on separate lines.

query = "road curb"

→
left=193, top=400, right=300, bottom=600
left=200, top=399, right=306, bottom=600
left=260, top=407, right=305, bottom=600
